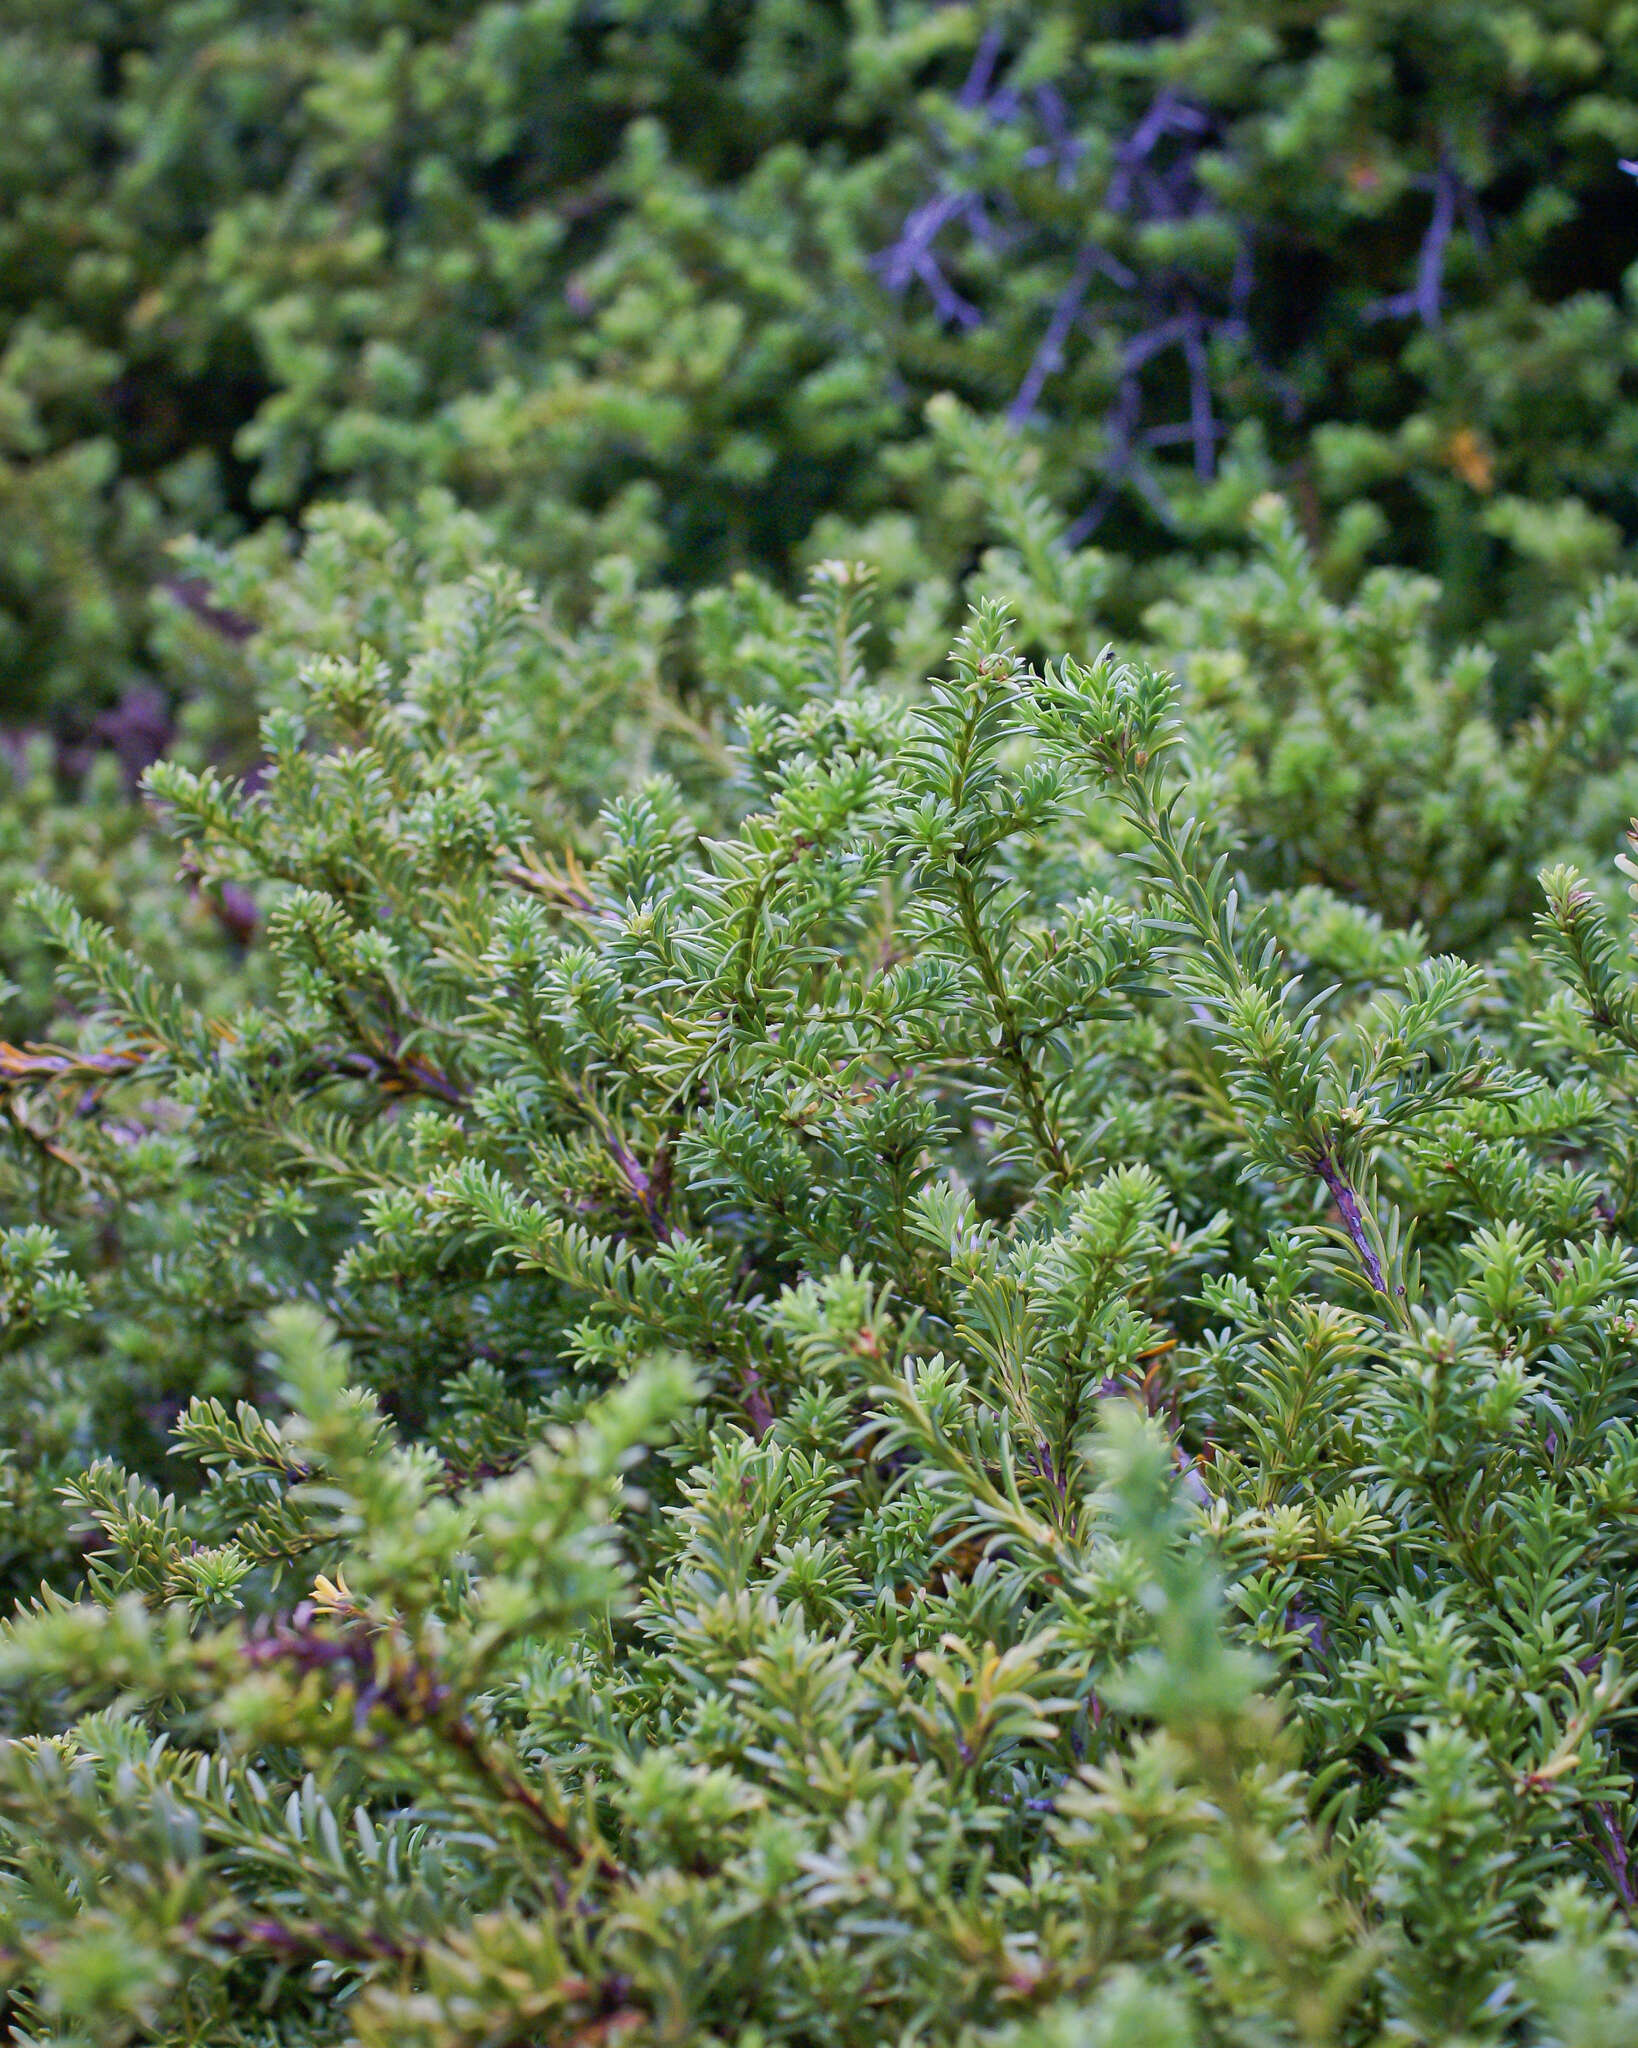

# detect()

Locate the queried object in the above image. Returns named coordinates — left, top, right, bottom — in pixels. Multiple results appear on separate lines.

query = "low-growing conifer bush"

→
left=7, top=548, right=1638, bottom=2042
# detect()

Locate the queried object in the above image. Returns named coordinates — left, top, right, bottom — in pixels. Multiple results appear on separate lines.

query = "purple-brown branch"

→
left=1314, top=1150, right=1387, bottom=1294
left=1594, top=1801, right=1637, bottom=1913
left=243, top=1608, right=628, bottom=1885
left=1363, top=151, right=1482, bottom=329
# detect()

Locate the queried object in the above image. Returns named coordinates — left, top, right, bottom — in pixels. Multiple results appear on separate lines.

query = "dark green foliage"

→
left=7, top=555, right=1638, bottom=2039
left=7, top=1, right=1638, bottom=717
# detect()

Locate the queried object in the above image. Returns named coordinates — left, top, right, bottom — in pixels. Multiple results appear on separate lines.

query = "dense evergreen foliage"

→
left=9, top=4, right=1638, bottom=2043
left=8, top=0, right=1638, bottom=722
left=6, top=545, right=1638, bottom=2041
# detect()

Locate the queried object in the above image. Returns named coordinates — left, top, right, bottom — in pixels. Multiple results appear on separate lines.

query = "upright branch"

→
left=896, top=603, right=1081, bottom=1192
left=1029, top=651, right=1504, bottom=1314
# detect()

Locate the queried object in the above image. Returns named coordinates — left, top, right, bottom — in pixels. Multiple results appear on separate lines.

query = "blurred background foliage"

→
left=5, top=0, right=1638, bottom=735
